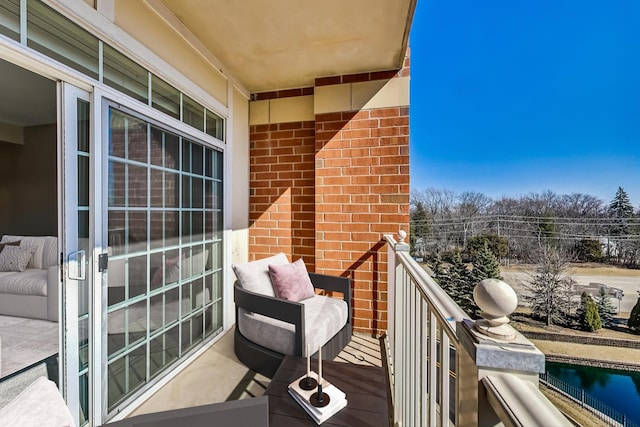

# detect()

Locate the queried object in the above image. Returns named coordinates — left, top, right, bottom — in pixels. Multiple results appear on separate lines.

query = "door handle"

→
left=68, top=250, right=86, bottom=281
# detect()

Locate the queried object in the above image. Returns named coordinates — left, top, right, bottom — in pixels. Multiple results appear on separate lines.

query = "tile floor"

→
left=130, top=329, right=383, bottom=417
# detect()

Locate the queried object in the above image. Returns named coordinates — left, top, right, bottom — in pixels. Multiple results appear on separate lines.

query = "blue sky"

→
left=409, top=1, right=640, bottom=207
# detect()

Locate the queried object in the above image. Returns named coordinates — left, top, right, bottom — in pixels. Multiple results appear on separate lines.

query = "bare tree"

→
left=457, top=191, right=492, bottom=246
left=524, top=245, right=575, bottom=326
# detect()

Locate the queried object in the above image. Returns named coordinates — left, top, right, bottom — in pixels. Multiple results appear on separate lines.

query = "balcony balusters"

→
left=384, top=232, right=572, bottom=427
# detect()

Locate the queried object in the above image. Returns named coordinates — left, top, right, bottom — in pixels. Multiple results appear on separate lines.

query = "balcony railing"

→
left=384, top=233, right=572, bottom=427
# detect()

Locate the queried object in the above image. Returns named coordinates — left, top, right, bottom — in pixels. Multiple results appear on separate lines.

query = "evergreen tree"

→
left=466, top=234, right=508, bottom=260
left=580, top=296, right=602, bottom=331
left=595, top=287, right=616, bottom=327
left=609, top=187, right=634, bottom=221
left=433, top=252, right=479, bottom=318
left=575, top=292, right=589, bottom=321
left=629, top=293, right=640, bottom=331
left=470, top=244, right=502, bottom=284
left=574, top=238, right=603, bottom=262
left=608, top=188, right=634, bottom=262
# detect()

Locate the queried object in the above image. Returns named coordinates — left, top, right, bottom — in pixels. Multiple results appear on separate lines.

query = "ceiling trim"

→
left=143, top=0, right=250, bottom=99
left=399, top=0, right=417, bottom=68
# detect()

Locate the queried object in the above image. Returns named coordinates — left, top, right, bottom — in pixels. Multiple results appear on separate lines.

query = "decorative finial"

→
left=398, top=230, right=407, bottom=243
left=473, top=278, right=518, bottom=341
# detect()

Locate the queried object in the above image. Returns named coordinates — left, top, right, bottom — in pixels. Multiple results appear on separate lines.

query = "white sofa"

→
left=0, top=235, right=59, bottom=322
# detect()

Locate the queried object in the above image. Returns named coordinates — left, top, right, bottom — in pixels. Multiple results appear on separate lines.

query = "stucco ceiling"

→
left=156, top=0, right=415, bottom=93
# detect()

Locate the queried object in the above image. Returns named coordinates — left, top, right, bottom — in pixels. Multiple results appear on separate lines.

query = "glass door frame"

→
left=60, top=81, right=95, bottom=426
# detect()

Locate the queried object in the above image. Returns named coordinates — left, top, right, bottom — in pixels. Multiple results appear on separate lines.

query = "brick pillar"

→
left=315, top=107, right=409, bottom=334
left=249, top=120, right=317, bottom=271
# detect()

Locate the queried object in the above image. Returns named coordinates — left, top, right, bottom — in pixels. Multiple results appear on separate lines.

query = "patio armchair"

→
left=233, top=254, right=352, bottom=378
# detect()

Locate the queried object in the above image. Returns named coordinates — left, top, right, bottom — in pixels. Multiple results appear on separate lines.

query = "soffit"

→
left=156, top=0, right=415, bottom=93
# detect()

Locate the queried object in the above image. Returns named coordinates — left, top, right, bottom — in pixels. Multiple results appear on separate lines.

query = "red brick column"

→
left=315, top=107, right=409, bottom=334
left=249, top=121, right=317, bottom=271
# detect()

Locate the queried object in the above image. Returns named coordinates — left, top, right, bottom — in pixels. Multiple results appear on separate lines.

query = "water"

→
left=546, top=362, right=640, bottom=425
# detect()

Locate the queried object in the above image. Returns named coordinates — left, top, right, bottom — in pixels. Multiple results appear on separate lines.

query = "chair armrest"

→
left=309, top=273, right=351, bottom=325
left=234, top=282, right=304, bottom=324
left=309, top=273, right=350, bottom=295
left=234, top=282, right=305, bottom=354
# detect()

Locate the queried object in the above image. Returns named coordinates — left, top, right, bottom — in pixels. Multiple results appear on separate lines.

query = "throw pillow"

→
left=268, top=258, right=315, bottom=302
left=0, top=240, right=21, bottom=253
left=232, top=252, right=289, bottom=297
left=0, top=246, right=37, bottom=272
left=150, top=253, right=184, bottom=286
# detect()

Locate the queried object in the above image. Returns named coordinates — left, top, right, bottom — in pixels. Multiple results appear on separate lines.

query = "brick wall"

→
left=315, top=108, right=409, bottom=333
left=249, top=121, right=317, bottom=271
left=248, top=54, right=410, bottom=334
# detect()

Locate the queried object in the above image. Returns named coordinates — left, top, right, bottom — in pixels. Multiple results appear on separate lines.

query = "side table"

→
left=265, top=356, right=391, bottom=426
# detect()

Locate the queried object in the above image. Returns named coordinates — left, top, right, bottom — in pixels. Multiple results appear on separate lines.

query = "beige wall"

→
left=230, top=87, right=250, bottom=265
left=113, top=0, right=228, bottom=106
left=0, top=124, right=57, bottom=237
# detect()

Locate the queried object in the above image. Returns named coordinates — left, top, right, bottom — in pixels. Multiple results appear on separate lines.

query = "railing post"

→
left=385, top=231, right=410, bottom=427
left=457, top=279, right=547, bottom=426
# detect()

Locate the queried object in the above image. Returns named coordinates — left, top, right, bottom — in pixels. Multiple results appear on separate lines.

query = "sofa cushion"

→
left=0, top=269, right=48, bottom=296
left=232, top=253, right=288, bottom=297
left=269, top=258, right=315, bottom=302
left=238, top=295, right=348, bottom=357
left=0, top=246, right=37, bottom=272
left=1, top=236, right=58, bottom=269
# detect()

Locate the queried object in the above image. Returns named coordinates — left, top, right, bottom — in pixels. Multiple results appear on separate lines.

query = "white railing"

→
left=384, top=233, right=572, bottom=427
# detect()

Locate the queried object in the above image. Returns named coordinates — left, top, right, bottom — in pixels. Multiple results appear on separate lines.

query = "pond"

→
left=546, top=362, right=640, bottom=425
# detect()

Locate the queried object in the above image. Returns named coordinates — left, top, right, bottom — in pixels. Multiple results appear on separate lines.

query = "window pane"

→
left=183, top=95, right=204, bottom=131
left=151, top=75, right=179, bottom=119
left=213, top=150, right=223, bottom=180
left=103, top=44, right=149, bottom=103
left=182, top=139, right=191, bottom=173
left=149, top=213, right=163, bottom=246
left=150, top=169, right=163, bottom=208
left=108, top=162, right=126, bottom=208
left=192, top=144, right=203, bottom=175
left=164, top=133, right=180, bottom=170
left=78, top=156, right=89, bottom=207
left=181, top=176, right=191, bottom=209
left=206, top=109, right=224, bottom=140
left=164, top=172, right=180, bottom=209
left=127, top=119, right=148, bottom=163
left=110, top=114, right=127, bottom=159
left=108, top=211, right=126, bottom=256
left=27, top=0, right=99, bottom=78
left=0, top=0, right=20, bottom=41
left=128, top=165, right=148, bottom=207
left=77, top=99, right=90, bottom=153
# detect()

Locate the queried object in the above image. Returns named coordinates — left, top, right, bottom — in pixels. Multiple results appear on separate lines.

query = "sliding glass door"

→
left=103, top=103, right=224, bottom=416
left=61, top=88, right=225, bottom=425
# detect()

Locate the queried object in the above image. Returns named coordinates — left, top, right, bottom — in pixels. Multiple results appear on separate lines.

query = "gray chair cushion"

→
left=238, top=295, right=348, bottom=357
left=232, top=253, right=288, bottom=297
